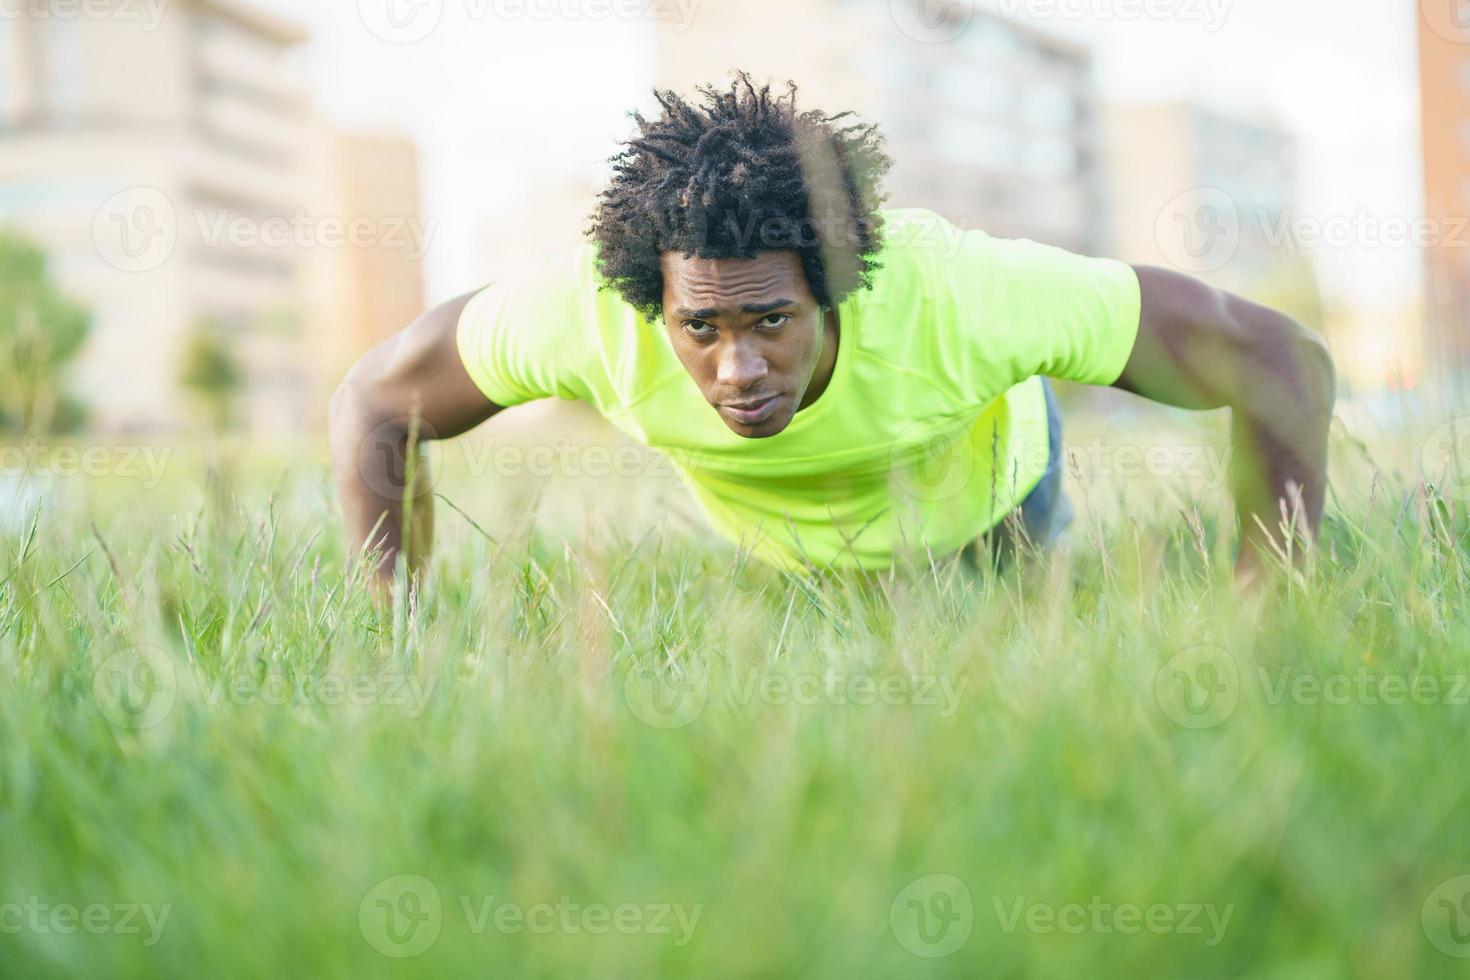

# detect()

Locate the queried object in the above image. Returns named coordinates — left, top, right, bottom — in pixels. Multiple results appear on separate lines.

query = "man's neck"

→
left=797, top=308, right=841, bottom=411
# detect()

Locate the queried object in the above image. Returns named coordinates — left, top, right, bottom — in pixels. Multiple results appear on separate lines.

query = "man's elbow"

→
left=1290, top=322, right=1336, bottom=415
left=1240, top=301, right=1336, bottom=415
left=328, top=357, right=395, bottom=448
left=329, top=365, right=366, bottom=435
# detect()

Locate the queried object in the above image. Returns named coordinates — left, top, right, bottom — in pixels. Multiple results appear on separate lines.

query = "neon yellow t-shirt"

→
left=457, top=208, right=1141, bottom=572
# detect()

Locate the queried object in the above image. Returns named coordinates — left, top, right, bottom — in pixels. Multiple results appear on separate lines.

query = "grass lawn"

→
left=1, top=411, right=1468, bottom=978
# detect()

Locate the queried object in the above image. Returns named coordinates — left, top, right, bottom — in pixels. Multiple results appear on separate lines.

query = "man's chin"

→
left=718, top=409, right=792, bottom=439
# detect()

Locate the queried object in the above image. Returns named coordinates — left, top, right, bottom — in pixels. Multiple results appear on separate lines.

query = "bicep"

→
left=347, top=290, right=502, bottom=440
left=1113, top=265, right=1262, bottom=410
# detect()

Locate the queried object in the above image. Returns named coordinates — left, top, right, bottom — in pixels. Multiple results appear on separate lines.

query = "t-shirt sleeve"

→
left=943, top=227, right=1142, bottom=389
left=455, top=245, right=603, bottom=407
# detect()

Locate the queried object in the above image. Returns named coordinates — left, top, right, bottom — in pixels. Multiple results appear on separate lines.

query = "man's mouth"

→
left=721, top=394, right=781, bottom=426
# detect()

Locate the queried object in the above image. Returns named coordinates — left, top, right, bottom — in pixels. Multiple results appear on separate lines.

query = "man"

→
left=330, top=76, right=1335, bottom=587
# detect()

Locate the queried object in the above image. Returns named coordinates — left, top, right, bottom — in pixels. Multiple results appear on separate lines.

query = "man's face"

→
left=660, top=250, right=828, bottom=438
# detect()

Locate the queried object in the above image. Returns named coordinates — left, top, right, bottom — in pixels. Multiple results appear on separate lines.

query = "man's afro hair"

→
left=588, top=73, right=892, bottom=320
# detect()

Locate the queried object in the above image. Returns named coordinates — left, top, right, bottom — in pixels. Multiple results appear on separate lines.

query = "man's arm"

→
left=1113, top=265, right=1336, bottom=581
left=329, top=291, right=501, bottom=591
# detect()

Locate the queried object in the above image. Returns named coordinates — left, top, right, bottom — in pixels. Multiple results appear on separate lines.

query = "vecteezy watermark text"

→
left=996, top=0, right=1231, bottom=31
left=200, top=669, right=436, bottom=717
left=727, top=668, right=966, bottom=716
left=991, top=895, right=1234, bottom=945
left=1, top=442, right=172, bottom=489
left=0, top=0, right=169, bottom=30
left=0, top=899, right=171, bottom=946
left=458, top=895, right=702, bottom=943
left=195, top=209, right=437, bottom=261
left=623, top=664, right=967, bottom=730
left=1155, top=644, right=1470, bottom=730
left=92, top=187, right=438, bottom=274
left=1157, top=188, right=1470, bottom=273
left=355, top=422, right=699, bottom=502
left=356, top=0, right=701, bottom=44
left=357, top=875, right=701, bottom=958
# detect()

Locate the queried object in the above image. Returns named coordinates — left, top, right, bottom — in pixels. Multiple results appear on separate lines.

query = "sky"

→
left=257, top=0, right=1429, bottom=318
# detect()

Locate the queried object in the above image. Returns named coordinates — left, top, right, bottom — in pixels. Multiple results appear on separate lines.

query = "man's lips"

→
left=721, top=394, right=781, bottom=425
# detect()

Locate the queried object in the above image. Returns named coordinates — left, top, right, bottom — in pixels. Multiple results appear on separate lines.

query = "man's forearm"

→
left=1228, top=325, right=1335, bottom=570
left=327, top=291, right=497, bottom=593
left=1118, top=267, right=1337, bottom=580
left=329, top=386, right=435, bottom=587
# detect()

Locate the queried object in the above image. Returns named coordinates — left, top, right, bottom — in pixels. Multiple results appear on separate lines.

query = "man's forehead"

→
left=661, top=251, right=808, bottom=305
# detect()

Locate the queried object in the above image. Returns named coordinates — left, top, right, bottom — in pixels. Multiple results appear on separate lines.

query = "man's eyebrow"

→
left=673, top=299, right=797, bottom=319
left=742, top=298, right=796, bottom=315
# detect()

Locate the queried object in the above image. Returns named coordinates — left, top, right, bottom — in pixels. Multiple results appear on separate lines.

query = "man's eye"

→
left=683, top=320, right=716, bottom=337
left=758, top=314, right=790, bottom=330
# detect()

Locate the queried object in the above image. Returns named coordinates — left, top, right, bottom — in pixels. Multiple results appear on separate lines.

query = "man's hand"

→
left=1114, top=266, right=1336, bottom=580
left=329, top=291, right=501, bottom=595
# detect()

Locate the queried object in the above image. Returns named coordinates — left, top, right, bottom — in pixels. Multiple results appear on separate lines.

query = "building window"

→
left=936, top=63, right=1012, bottom=117
left=1021, top=136, right=1077, bottom=179
left=1020, top=82, right=1076, bottom=130
left=935, top=117, right=1015, bottom=171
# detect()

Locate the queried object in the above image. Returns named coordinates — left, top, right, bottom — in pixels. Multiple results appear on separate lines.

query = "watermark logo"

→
left=92, top=187, right=177, bottom=274
left=1421, top=0, right=1470, bottom=44
left=890, top=420, right=975, bottom=503
left=358, top=880, right=700, bottom=954
left=93, top=191, right=438, bottom=271
left=623, top=666, right=708, bottom=729
left=890, top=874, right=973, bottom=957
left=201, top=669, right=436, bottom=717
left=888, top=0, right=973, bottom=43
left=1155, top=187, right=1240, bottom=274
left=356, top=430, right=692, bottom=501
left=357, top=417, right=445, bottom=503
left=93, top=646, right=177, bottom=731
left=1154, top=644, right=1239, bottom=729
left=359, top=875, right=443, bottom=958
left=1422, top=417, right=1470, bottom=502
left=1423, top=875, right=1470, bottom=958
left=358, top=0, right=444, bottom=42
left=195, top=208, right=437, bottom=261
left=622, top=666, right=967, bottom=729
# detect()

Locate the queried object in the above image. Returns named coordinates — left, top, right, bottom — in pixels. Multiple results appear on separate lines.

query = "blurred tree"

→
left=179, top=321, right=243, bottom=432
left=0, top=232, right=91, bottom=435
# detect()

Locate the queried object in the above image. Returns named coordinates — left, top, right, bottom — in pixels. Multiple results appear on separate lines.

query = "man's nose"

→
left=716, top=339, right=769, bottom=390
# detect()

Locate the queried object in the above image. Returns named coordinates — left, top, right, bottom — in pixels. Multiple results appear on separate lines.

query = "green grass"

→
left=2, top=415, right=1469, bottom=979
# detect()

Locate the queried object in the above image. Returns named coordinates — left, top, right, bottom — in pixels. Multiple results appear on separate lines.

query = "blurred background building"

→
left=0, top=0, right=425, bottom=438
left=1418, top=0, right=1470, bottom=387
left=0, top=0, right=1455, bottom=439
left=306, top=129, right=428, bottom=407
left=657, top=0, right=1106, bottom=255
left=1103, top=102, right=1319, bottom=324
